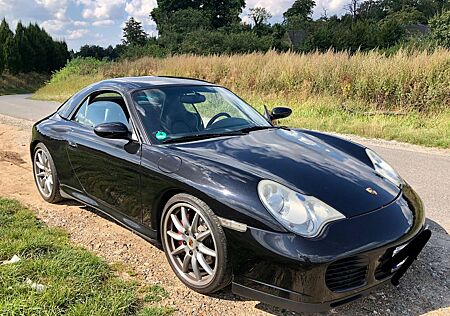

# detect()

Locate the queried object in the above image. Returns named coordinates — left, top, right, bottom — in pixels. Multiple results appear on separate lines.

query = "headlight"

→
left=257, top=180, right=345, bottom=238
left=366, top=149, right=404, bottom=187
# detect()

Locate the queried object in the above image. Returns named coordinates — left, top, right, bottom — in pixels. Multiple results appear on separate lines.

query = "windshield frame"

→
left=130, top=84, right=272, bottom=145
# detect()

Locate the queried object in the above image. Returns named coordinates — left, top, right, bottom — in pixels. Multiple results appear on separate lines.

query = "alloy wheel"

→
left=162, top=202, right=218, bottom=286
left=34, top=148, right=54, bottom=198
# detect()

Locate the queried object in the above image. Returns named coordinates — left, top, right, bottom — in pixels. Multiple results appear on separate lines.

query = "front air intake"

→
left=325, top=256, right=369, bottom=292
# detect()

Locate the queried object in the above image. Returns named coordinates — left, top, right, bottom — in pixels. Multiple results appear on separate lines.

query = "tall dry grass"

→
left=33, top=50, right=450, bottom=148
left=101, top=49, right=450, bottom=113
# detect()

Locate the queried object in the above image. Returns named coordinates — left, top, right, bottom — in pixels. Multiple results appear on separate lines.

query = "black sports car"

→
left=31, top=77, right=431, bottom=313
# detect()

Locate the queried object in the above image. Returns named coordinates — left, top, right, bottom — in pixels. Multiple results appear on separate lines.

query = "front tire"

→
left=161, top=193, right=231, bottom=294
left=33, top=143, right=62, bottom=203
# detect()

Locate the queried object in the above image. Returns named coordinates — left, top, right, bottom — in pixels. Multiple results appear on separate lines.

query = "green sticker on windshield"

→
left=155, top=131, right=167, bottom=140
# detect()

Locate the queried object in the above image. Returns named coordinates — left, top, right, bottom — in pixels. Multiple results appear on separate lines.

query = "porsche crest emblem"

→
left=366, top=187, right=378, bottom=195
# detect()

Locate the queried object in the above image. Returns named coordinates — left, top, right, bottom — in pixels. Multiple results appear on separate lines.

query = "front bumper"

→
left=226, top=185, right=431, bottom=313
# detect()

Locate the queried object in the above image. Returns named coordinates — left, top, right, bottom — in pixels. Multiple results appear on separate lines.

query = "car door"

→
left=66, top=90, right=143, bottom=223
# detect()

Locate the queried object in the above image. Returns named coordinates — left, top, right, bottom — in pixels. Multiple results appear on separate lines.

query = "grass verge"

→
left=249, top=95, right=450, bottom=149
left=0, top=73, right=48, bottom=96
left=0, top=198, right=174, bottom=316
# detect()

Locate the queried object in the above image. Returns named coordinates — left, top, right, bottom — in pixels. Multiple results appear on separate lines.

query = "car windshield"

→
left=132, top=85, right=271, bottom=143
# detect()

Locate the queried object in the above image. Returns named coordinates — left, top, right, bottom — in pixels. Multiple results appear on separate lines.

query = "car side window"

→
left=73, top=92, right=131, bottom=130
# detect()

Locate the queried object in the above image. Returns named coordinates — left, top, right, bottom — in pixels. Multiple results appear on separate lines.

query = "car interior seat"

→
left=161, top=97, right=203, bottom=134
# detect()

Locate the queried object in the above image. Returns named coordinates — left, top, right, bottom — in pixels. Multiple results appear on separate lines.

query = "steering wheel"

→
left=206, top=112, right=231, bottom=128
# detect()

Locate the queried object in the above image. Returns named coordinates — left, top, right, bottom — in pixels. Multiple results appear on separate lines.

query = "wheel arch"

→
left=30, top=140, right=41, bottom=160
left=152, top=188, right=186, bottom=241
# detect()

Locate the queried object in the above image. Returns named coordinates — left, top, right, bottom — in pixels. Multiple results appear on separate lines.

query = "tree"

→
left=4, top=34, right=21, bottom=74
left=0, top=19, right=13, bottom=74
left=122, top=17, right=148, bottom=46
left=283, top=0, right=316, bottom=22
left=15, top=22, right=35, bottom=72
left=378, top=17, right=405, bottom=47
left=283, top=0, right=316, bottom=31
left=0, top=18, right=69, bottom=74
left=436, top=0, right=450, bottom=12
left=248, top=7, right=272, bottom=27
left=358, top=0, right=387, bottom=21
left=387, top=7, right=427, bottom=24
left=27, top=24, right=50, bottom=72
left=430, top=9, right=450, bottom=47
left=345, top=0, right=361, bottom=20
left=151, top=0, right=246, bottom=34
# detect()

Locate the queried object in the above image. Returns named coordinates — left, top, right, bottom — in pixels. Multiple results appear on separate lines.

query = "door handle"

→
left=68, top=140, right=78, bottom=148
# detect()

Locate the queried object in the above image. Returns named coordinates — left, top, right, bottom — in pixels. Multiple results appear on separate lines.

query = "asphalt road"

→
left=1, top=94, right=449, bottom=231
left=0, top=94, right=60, bottom=121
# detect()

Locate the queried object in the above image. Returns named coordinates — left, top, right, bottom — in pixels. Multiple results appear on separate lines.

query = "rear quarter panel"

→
left=31, top=114, right=83, bottom=191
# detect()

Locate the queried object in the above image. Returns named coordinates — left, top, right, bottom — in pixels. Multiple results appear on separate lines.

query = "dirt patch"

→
left=0, top=120, right=449, bottom=316
left=0, top=150, right=26, bottom=165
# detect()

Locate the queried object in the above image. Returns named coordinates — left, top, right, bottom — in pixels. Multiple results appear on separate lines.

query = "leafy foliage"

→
left=123, top=17, right=148, bottom=46
left=430, top=9, right=450, bottom=47
left=284, top=0, right=316, bottom=22
left=47, top=57, right=107, bottom=84
left=151, top=0, right=245, bottom=33
left=0, top=18, right=69, bottom=75
left=76, top=45, right=121, bottom=61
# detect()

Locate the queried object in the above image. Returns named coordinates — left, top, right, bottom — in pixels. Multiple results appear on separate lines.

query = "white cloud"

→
left=241, top=15, right=252, bottom=25
left=125, top=0, right=157, bottom=20
left=315, top=0, right=349, bottom=17
left=0, top=0, right=13, bottom=11
left=67, top=28, right=88, bottom=39
left=245, top=0, right=293, bottom=17
left=73, top=20, right=88, bottom=26
left=0, top=0, right=51, bottom=22
left=40, top=19, right=66, bottom=32
left=92, top=19, right=115, bottom=26
left=55, top=9, right=66, bottom=20
left=35, top=0, right=68, bottom=19
left=79, top=0, right=126, bottom=20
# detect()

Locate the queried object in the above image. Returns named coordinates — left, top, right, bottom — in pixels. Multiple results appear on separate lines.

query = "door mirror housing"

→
left=94, top=122, right=130, bottom=140
left=268, top=107, right=292, bottom=121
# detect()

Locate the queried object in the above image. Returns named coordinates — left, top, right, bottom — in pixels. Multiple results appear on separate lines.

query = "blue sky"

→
left=0, top=0, right=351, bottom=51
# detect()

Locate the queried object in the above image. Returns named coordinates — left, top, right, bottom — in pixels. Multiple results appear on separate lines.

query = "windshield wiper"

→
left=162, top=126, right=285, bottom=144
left=162, top=131, right=245, bottom=144
left=236, top=126, right=278, bottom=133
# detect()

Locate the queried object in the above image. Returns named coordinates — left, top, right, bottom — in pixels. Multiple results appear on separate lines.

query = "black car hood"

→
left=170, top=128, right=400, bottom=218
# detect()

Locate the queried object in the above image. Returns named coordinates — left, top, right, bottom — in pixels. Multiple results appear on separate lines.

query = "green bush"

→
left=430, top=9, right=450, bottom=48
left=48, top=57, right=107, bottom=84
left=120, top=43, right=168, bottom=60
left=176, top=30, right=274, bottom=55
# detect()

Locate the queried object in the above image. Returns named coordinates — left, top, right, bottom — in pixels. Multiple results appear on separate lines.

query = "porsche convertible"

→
left=31, top=76, right=431, bottom=312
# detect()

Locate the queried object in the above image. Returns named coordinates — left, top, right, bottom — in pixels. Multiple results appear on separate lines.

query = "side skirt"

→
left=60, top=185, right=161, bottom=248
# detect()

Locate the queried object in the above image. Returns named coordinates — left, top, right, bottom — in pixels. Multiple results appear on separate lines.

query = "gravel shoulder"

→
left=0, top=115, right=448, bottom=316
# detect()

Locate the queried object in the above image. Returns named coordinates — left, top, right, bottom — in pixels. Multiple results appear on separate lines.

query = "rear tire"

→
left=160, top=193, right=231, bottom=294
left=33, top=143, right=63, bottom=203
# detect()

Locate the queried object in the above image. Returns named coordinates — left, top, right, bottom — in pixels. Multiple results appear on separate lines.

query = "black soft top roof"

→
left=98, top=76, right=215, bottom=90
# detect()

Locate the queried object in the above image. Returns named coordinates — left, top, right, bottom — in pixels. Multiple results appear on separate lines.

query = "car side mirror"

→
left=94, top=122, right=130, bottom=140
left=265, top=106, right=292, bottom=122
